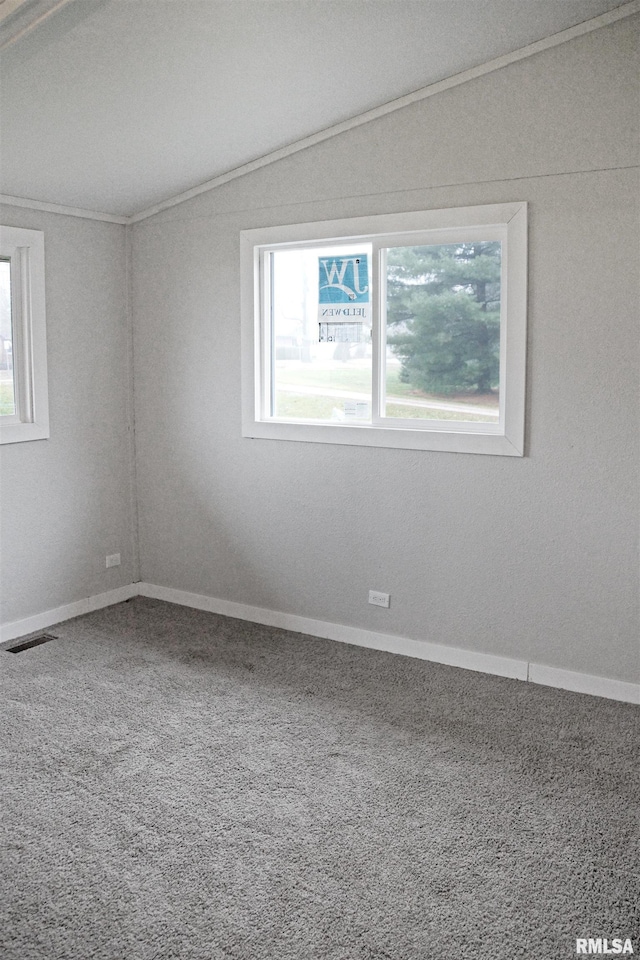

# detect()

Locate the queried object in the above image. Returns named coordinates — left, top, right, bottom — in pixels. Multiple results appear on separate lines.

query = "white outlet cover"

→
left=368, top=590, right=390, bottom=608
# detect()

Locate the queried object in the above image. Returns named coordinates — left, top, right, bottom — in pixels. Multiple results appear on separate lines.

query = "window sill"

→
left=242, top=418, right=524, bottom=455
left=0, top=420, right=50, bottom=444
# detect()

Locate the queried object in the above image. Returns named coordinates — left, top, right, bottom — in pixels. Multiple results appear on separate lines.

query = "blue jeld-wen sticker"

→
left=318, top=253, right=371, bottom=330
left=318, top=254, right=369, bottom=304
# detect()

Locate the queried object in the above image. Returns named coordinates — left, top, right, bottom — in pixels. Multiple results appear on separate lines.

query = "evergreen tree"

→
left=386, top=242, right=501, bottom=395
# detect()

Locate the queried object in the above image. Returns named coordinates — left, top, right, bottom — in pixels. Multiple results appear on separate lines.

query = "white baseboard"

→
left=528, top=662, right=639, bottom=706
left=0, top=583, right=138, bottom=645
left=138, top=583, right=640, bottom=705
left=137, top=581, right=529, bottom=681
left=3, top=580, right=638, bottom=705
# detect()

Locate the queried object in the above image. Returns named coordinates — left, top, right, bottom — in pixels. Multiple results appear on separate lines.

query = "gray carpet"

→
left=1, top=597, right=638, bottom=960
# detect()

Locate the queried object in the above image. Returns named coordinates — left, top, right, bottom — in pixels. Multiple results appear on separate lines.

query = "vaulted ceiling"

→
left=0, top=0, right=633, bottom=218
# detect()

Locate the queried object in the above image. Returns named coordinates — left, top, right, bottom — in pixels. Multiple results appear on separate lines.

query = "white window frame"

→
left=0, top=225, right=49, bottom=444
left=241, top=202, right=527, bottom=456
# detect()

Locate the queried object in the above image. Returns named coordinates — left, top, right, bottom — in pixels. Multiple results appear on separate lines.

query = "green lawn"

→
left=0, top=382, right=15, bottom=416
left=275, top=363, right=498, bottom=408
left=275, top=395, right=339, bottom=420
left=275, top=393, right=495, bottom=422
left=277, top=365, right=374, bottom=394
left=383, top=403, right=495, bottom=422
left=274, top=362, right=498, bottom=421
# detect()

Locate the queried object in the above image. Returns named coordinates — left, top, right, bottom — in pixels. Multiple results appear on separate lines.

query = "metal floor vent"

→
left=5, top=633, right=58, bottom=654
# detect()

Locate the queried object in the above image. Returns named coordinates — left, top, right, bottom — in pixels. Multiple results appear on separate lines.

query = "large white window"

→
left=0, top=226, right=49, bottom=444
left=241, top=203, right=527, bottom=455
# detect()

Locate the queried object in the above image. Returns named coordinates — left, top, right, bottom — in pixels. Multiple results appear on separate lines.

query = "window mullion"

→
left=9, top=248, right=29, bottom=424
left=498, top=233, right=508, bottom=431
left=267, top=251, right=275, bottom=419
left=258, top=249, right=273, bottom=420
left=371, top=242, right=385, bottom=425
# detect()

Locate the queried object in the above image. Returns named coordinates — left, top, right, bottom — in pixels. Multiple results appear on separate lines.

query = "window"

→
left=241, top=202, right=527, bottom=455
left=0, top=226, right=49, bottom=444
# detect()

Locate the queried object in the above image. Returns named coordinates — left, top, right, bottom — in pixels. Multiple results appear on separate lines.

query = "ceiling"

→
left=0, top=0, right=633, bottom=218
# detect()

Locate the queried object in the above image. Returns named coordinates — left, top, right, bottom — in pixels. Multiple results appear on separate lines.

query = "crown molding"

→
left=0, top=0, right=73, bottom=50
left=0, top=194, right=129, bottom=224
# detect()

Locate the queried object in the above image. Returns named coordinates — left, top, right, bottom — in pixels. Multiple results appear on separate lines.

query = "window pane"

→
left=0, top=259, right=15, bottom=417
left=384, top=242, right=501, bottom=423
left=270, top=243, right=372, bottom=422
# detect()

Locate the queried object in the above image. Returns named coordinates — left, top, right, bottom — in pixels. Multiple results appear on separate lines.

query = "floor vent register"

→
left=5, top=634, right=58, bottom=654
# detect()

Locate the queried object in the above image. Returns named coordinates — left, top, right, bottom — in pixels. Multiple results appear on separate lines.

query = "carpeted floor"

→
left=1, top=597, right=638, bottom=960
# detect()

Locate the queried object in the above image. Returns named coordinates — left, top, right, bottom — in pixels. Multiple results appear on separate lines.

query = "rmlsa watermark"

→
left=576, top=939, right=634, bottom=955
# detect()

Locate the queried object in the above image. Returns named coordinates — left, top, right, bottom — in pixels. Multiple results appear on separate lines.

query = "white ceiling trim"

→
left=0, top=0, right=30, bottom=24
left=0, top=0, right=73, bottom=50
left=0, top=194, right=129, bottom=224
left=127, top=0, right=640, bottom=224
left=3, top=0, right=638, bottom=226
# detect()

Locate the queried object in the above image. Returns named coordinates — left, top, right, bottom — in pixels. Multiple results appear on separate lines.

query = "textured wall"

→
left=131, top=16, right=639, bottom=681
left=0, top=207, right=136, bottom=624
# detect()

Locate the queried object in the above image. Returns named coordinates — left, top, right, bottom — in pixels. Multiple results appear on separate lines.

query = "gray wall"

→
left=5, top=16, right=635, bottom=684
left=0, top=206, right=136, bottom=624
left=132, top=15, right=639, bottom=684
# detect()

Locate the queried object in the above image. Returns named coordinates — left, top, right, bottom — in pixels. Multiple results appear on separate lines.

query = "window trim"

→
left=241, top=202, right=527, bottom=456
left=0, top=226, right=49, bottom=444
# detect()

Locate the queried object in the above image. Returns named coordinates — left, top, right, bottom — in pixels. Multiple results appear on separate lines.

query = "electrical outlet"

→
left=106, top=553, right=121, bottom=569
left=368, top=590, right=390, bottom=608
